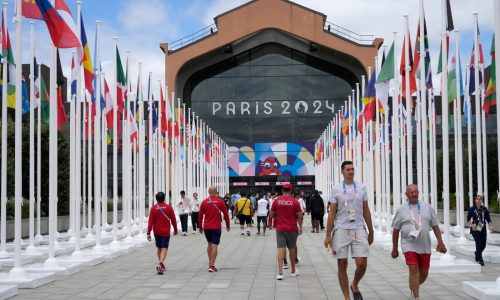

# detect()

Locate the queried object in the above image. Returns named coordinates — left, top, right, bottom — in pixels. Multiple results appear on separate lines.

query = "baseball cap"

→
left=283, top=183, right=293, bottom=190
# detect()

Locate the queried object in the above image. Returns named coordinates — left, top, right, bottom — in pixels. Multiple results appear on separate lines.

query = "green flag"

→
left=40, top=73, right=50, bottom=124
left=376, top=42, right=395, bottom=83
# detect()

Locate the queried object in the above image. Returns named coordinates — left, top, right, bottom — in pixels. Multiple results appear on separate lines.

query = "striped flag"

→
left=1, top=12, right=16, bottom=110
left=80, top=12, right=94, bottom=95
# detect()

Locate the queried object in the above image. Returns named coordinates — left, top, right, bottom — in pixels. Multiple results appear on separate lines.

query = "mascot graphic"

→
left=259, top=156, right=282, bottom=176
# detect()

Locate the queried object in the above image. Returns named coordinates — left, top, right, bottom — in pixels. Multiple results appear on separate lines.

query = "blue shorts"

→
left=204, top=229, right=222, bottom=245
left=154, top=235, right=170, bottom=249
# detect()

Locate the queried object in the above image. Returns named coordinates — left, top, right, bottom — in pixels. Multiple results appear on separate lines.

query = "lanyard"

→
left=342, top=181, right=357, bottom=207
left=408, top=201, right=421, bottom=226
left=475, top=207, right=484, bottom=222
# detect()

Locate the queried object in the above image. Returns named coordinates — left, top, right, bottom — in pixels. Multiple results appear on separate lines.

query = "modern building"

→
left=160, top=0, right=383, bottom=194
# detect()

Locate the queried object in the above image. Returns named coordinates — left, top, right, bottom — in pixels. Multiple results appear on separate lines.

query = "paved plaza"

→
left=6, top=217, right=497, bottom=300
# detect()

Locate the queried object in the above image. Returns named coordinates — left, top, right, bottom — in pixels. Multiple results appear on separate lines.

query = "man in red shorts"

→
left=391, top=184, right=447, bottom=300
left=147, top=192, right=178, bottom=275
left=198, top=186, right=231, bottom=272
left=270, top=183, right=303, bottom=280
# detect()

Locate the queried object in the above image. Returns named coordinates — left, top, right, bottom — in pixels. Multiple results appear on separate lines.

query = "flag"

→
left=483, top=35, right=496, bottom=114
left=22, top=0, right=43, bottom=19
left=159, top=83, right=167, bottom=134
left=152, top=96, right=158, bottom=132
left=363, top=70, right=376, bottom=122
left=56, top=50, right=67, bottom=130
left=22, top=77, right=29, bottom=114
left=35, top=0, right=82, bottom=50
left=70, top=56, right=77, bottom=101
left=116, top=46, right=126, bottom=117
left=341, top=109, right=349, bottom=136
left=448, top=55, right=457, bottom=103
left=446, top=0, right=454, bottom=31
left=103, top=77, right=114, bottom=130
left=376, top=42, right=394, bottom=114
left=80, top=12, right=94, bottom=96
left=468, top=28, right=485, bottom=96
left=40, top=71, right=50, bottom=124
left=2, top=13, right=16, bottom=110
left=400, top=35, right=417, bottom=98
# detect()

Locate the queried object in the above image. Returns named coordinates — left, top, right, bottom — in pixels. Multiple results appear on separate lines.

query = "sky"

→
left=7, top=0, right=496, bottom=98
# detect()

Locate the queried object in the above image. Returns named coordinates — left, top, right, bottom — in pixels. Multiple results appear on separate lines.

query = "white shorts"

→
left=331, top=228, right=369, bottom=259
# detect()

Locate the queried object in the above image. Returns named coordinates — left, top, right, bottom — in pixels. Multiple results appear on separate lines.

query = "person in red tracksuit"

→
left=147, top=192, right=178, bottom=275
left=198, top=186, right=231, bottom=272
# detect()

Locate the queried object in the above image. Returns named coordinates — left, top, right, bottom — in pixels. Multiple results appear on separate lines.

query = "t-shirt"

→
left=147, top=203, right=178, bottom=236
left=298, top=198, right=306, bottom=212
left=198, top=196, right=230, bottom=230
left=391, top=200, right=439, bottom=254
left=236, top=197, right=252, bottom=216
left=177, top=197, right=191, bottom=215
left=329, top=181, right=368, bottom=230
left=191, top=198, right=200, bottom=213
left=271, top=195, right=302, bottom=232
left=256, top=199, right=269, bottom=217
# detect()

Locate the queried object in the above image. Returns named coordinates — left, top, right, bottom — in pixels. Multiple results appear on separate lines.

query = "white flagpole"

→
left=465, top=65, right=473, bottom=207
left=419, top=2, right=429, bottom=205
left=0, top=3, right=9, bottom=259
left=86, top=96, right=93, bottom=239
left=101, top=73, right=108, bottom=234
left=73, top=2, right=82, bottom=254
left=392, top=32, right=401, bottom=211
left=93, top=20, right=102, bottom=251
left=148, top=73, right=153, bottom=211
left=138, top=66, right=146, bottom=236
left=473, top=13, right=483, bottom=199
left=480, top=64, right=488, bottom=208
left=441, top=0, right=451, bottom=253
left=404, top=15, right=413, bottom=185
left=11, top=0, right=24, bottom=275
left=496, top=0, right=500, bottom=203
left=36, top=62, right=42, bottom=241
left=27, top=20, right=36, bottom=252
left=111, top=37, right=118, bottom=244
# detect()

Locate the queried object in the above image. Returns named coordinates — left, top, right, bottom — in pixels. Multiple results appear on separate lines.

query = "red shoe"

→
left=208, top=265, right=218, bottom=272
left=160, top=262, right=166, bottom=271
left=156, top=264, right=164, bottom=275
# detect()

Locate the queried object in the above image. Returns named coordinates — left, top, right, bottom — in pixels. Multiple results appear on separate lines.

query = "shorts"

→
left=257, top=216, right=268, bottom=225
left=331, top=228, right=369, bottom=259
left=276, top=230, right=298, bottom=249
left=238, top=214, right=252, bottom=225
left=311, top=213, right=323, bottom=221
left=154, top=235, right=170, bottom=249
left=404, top=252, right=431, bottom=270
left=204, top=229, right=222, bottom=245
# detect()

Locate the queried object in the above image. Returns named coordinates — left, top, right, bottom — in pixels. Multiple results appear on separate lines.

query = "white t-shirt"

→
left=177, top=197, right=191, bottom=215
left=329, top=181, right=368, bottom=230
left=298, top=198, right=306, bottom=212
left=191, top=198, right=200, bottom=213
left=256, top=199, right=269, bottom=217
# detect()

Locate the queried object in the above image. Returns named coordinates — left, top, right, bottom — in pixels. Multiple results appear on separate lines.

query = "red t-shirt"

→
left=147, top=203, right=178, bottom=236
left=198, top=196, right=230, bottom=230
left=271, top=195, right=301, bottom=232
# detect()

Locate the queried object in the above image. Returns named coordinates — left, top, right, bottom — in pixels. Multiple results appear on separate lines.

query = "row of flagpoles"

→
left=315, top=0, right=500, bottom=253
left=0, top=0, right=229, bottom=277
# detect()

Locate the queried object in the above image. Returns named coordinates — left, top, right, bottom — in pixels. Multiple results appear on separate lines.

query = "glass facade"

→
left=187, top=43, right=356, bottom=143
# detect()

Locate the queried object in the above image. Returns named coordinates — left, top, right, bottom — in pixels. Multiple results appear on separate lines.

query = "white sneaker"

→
left=192, top=231, right=196, bottom=234
left=283, top=264, right=289, bottom=269
left=290, top=269, right=300, bottom=277
left=276, top=273, right=283, bottom=280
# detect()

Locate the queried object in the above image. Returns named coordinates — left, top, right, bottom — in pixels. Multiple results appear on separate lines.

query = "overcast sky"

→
left=9, top=0, right=496, bottom=97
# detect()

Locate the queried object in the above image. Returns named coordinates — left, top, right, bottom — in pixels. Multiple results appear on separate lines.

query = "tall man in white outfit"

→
left=191, top=192, right=201, bottom=234
left=324, top=161, right=374, bottom=300
left=177, top=191, right=191, bottom=236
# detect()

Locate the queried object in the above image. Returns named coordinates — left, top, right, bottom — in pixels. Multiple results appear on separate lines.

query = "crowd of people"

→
left=146, top=160, right=494, bottom=300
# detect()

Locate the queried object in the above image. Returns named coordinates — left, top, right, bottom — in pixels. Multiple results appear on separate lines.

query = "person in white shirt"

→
left=324, top=161, right=374, bottom=300
left=191, top=192, right=201, bottom=234
left=256, top=195, right=270, bottom=236
left=177, top=191, right=191, bottom=236
left=298, top=195, right=306, bottom=215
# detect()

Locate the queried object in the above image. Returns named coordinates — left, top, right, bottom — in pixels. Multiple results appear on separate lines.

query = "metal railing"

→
left=324, top=21, right=374, bottom=45
left=168, top=23, right=218, bottom=52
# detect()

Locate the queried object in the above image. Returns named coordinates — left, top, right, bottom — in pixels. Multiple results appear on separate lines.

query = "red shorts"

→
left=404, top=252, right=431, bottom=270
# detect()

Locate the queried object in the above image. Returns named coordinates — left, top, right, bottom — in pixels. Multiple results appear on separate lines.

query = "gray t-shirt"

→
left=329, top=181, right=368, bottom=230
left=391, top=200, right=439, bottom=254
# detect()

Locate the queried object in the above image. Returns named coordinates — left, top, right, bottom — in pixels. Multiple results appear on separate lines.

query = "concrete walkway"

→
left=11, top=217, right=498, bottom=300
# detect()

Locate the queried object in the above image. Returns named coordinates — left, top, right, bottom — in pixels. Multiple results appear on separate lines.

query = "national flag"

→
left=22, top=76, right=29, bottom=114
left=22, top=0, right=43, bottom=19
left=40, top=70, right=50, bottom=124
left=2, top=13, right=16, bottom=110
left=483, top=34, right=496, bottom=114
left=103, top=77, right=115, bottom=130
left=400, top=34, right=417, bottom=98
left=56, top=50, right=67, bottom=130
left=446, top=0, right=454, bottom=31
left=468, top=28, right=485, bottom=96
left=116, top=46, right=126, bottom=117
left=70, top=55, right=77, bottom=101
left=33, top=57, right=40, bottom=108
left=35, top=0, right=82, bottom=51
left=152, top=96, right=158, bottom=132
left=447, top=55, right=457, bottom=103
left=80, top=12, right=94, bottom=96
left=363, top=70, right=376, bottom=122
left=437, top=0, right=454, bottom=74
left=341, top=109, right=349, bottom=136
left=376, top=42, right=394, bottom=114
left=159, top=83, right=167, bottom=134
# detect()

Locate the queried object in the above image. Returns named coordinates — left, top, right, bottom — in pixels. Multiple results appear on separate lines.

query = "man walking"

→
left=236, top=192, right=253, bottom=236
left=176, top=191, right=191, bottom=236
left=147, top=192, right=178, bottom=275
left=191, top=192, right=201, bottom=234
left=270, top=183, right=303, bottom=280
left=391, top=184, right=447, bottom=300
left=324, top=161, right=374, bottom=300
left=256, top=194, right=269, bottom=236
left=198, top=186, right=231, bottom=272
left=309, top=190, right=325, bottom=233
